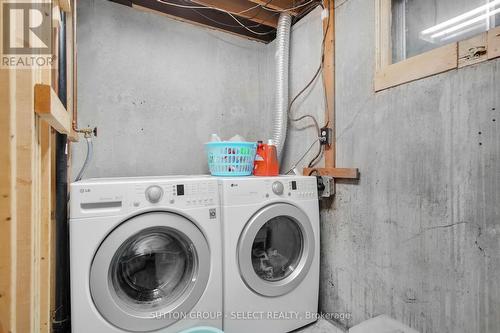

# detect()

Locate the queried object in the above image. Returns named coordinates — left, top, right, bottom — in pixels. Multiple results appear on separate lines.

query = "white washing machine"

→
left=218, top=176, right=320, bottom=333
left=70, top=176, right=222, bottom=333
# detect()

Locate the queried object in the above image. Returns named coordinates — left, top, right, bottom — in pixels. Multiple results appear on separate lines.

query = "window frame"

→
left=375, top=0, right=500, bottom=91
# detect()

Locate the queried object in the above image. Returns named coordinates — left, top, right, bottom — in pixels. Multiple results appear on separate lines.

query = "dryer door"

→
left=238, top=203, right=315, bottom=297
left=90, top=212, right=210, bottom=332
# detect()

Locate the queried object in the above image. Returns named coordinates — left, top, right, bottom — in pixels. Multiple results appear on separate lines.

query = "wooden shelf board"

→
left=303, top=167, right=359, bottom=179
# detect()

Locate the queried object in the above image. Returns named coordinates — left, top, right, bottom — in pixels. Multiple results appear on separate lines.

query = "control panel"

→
left=70, top=178, right=218, bottom=219
left=220, top=176, right=318, bottom=206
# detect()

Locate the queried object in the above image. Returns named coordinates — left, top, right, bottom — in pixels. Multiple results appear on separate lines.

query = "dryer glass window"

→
left=109, top=227, right=196, bottom=310
left=251, top=216, right=303, bottom=281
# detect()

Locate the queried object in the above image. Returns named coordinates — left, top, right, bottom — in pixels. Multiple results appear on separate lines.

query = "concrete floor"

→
left=294, top=319, right=345, bottom=333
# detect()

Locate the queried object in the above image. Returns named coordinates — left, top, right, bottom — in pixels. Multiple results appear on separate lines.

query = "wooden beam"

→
left=58, top=0, right=71, bottom=12
left=190, top=0, right=278, bottom=27
left=323, top=0, right=335, bottom=168
left=38, top=121, right=53, bottom=333
left=15, top=69, right=35, bottom=333
left=34, top=84, right=72, bottom=135
left=0, top=63, right=14, bottom=333
left=303, top=167, right=359, bottom=179
left=247, top=0, right=301, bottom=15
left=374, top=43, right=458, bottom=91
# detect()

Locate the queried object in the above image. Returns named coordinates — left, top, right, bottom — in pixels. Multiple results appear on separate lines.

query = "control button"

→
left=169, top=199, right=175, bottom=204
left=133, top=202, right=140, bottom=207
left=145, top=185, right=163, bottom=203
left=272, top=181, right=284, bottom=195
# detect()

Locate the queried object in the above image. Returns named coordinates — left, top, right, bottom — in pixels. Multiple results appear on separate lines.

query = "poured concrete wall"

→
left=72, top=0, right=272, bottom=178
left=320, top=0, right=500, bottom=332
left=73, top=0, right=325, bottom=178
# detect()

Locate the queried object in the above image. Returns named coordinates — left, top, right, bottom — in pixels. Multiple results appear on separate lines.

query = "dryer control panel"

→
left=219, top=176, right=318, bottom=206
left=70, top=176, right=218, bottom=219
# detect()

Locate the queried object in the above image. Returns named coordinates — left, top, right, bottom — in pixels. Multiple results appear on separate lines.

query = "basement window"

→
left=392, top=0, right=500, bottom=63
left=375, top=0, right=500, bottom=91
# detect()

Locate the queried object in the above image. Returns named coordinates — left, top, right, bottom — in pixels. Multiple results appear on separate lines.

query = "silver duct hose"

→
left=75, top=137, right=93, bottom=182
left=271, top=13, right=292, bottom=161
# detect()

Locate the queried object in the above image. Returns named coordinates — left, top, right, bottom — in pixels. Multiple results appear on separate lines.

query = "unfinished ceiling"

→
left=108, top=0, right=322, bottom=42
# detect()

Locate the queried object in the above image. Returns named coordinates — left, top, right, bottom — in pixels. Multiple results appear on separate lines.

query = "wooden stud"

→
left=303, top=167, right=359, bottom=179
left=488, top=26, right=500, bottom=60
left=34, top=84, right=72, bottom=135
left=58, top=0, right=71, bottom=12
left=15, top=69, right=35, bottom=333
left=38, top=121, right=53, bottom=333
left=323, top=0, right=335, bottom=168
left=0, top=64, right=14, bottom=333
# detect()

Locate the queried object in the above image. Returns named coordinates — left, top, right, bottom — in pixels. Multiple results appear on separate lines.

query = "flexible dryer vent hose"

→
left=271, top=13, right=292, bottom=161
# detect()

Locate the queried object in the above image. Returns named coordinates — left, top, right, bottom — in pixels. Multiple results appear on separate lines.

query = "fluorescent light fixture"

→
left=439, top=23, right=485, bottom=42
left=421, top=0, right=500, bottom=36
left=430, top=7, right=500, bottom=39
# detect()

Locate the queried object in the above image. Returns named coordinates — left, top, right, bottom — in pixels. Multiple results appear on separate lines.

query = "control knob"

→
left=145, top=185, right=163, bottom=203
left=272, top=181, right=284, bottom=195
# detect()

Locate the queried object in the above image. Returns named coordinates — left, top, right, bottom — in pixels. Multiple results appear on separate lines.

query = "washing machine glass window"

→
left=238, top=203, right=315, bottom=297
left=90, top=212, right=211, bottom=332
left=251, top=217, right=303, bottom=282
left=110, top=227, right=196, bottom=310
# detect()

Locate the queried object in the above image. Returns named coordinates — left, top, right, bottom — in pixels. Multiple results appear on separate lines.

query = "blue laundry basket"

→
left=205, top=141, right=257, bottom=176
left=179, top=327, right=224, bottom=333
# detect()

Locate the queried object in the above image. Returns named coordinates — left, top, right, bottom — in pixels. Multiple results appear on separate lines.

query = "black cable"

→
left=287, top=0, right=330, bottom=168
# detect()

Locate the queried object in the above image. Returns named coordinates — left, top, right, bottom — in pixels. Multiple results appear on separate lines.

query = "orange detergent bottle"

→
left=253, top=140, right=279, bottom=176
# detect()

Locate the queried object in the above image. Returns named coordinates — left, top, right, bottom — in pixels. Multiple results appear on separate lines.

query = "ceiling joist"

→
left=247, top=0, right=304, bottom=15
left=190, top=0, right=280, bottom=27
left=108, top=0, right=319, bottom=43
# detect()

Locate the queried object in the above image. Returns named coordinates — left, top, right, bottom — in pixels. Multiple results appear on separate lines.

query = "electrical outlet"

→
left=319, top=127, right=332, bottom=146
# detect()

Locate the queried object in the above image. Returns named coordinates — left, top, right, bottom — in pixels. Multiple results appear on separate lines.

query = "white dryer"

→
left=70, top=176, right=222, bottom=333
left=218, top=176, right=320, bottom=333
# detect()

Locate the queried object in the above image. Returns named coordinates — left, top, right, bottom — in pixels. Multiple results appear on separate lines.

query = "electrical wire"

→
left=285, top=138, right=320, bottom=174
left=189, top=0, right=279, bottom=30
left=157, top=0, right=274, bottom=34
left=156, top=0, right=318, bottom=36
left=262, top=0, right=316, bottom=13
left=287, top=0, right=330, bottom=168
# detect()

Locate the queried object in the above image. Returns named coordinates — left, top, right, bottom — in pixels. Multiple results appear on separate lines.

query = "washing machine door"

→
left=90, top=211, right=210, bottom=332
left=238, top=203, right=315, bottom=297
